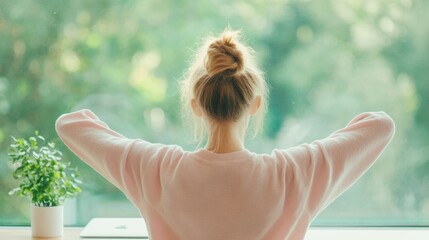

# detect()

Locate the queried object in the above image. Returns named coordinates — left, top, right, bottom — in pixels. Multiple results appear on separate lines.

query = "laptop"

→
left=80, top=218, right=149, bottom=239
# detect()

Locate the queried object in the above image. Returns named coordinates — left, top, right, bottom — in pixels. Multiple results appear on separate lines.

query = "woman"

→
left=56, top=30, right=395, bottom=239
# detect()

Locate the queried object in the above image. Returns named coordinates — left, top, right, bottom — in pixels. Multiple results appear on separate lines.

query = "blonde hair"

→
left=180, top=29, right=268, bottom=143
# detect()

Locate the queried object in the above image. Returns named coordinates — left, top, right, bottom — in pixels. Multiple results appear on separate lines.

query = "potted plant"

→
left=8, top=131, right=81, bottom=237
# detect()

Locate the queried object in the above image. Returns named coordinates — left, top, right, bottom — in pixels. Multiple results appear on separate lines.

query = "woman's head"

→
left=181, top=29, right=268, bottom=142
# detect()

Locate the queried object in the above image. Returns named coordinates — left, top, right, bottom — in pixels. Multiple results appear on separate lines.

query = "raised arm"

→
left=55, top=109, right=157, bottom=206
left=282, top=111, right=395, bottom=219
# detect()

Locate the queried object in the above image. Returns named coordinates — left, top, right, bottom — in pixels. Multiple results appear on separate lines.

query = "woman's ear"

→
left=191, top=99, right=203, bottom=117
left=250, top=96, right=262, bottom=116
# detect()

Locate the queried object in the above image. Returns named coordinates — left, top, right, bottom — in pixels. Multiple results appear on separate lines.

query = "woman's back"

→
left=160, top=149, right=285, bottom=239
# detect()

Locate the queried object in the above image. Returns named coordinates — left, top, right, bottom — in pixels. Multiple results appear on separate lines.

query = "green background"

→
left=0, top=0, right=428, bottom=226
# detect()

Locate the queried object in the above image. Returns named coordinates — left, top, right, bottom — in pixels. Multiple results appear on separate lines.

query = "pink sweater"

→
left=56, top=110, right=395, bottom=240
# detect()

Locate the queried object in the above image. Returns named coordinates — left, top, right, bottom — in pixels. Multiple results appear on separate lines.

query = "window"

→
left=1, top=0, right=428, bottom=227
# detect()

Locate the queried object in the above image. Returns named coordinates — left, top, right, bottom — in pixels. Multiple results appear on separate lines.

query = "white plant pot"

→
left=31, top=204, right=64, bottom=238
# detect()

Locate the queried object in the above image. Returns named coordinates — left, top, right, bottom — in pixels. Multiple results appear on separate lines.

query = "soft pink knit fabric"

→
left=56, top=110, right=394, bottom=240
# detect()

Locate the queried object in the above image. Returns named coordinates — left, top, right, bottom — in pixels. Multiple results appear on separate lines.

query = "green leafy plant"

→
left=8, top=131, right=81, bottom=207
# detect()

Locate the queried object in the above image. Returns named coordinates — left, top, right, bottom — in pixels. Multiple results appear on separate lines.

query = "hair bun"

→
left=205, top=31, right=244, bottom=77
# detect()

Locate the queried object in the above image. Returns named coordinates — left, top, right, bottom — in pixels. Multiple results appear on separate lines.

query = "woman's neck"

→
left=205, top=121, right=246, bottom=153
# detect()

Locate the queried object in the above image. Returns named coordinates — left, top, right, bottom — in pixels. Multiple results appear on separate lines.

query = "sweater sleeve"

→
left=55, top=109, right=165, bottom=208
left=282, top=111, right=395, bottom=219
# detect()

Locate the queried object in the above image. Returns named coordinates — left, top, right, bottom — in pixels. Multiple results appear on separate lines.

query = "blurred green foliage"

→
left=0, top=0, right=428, bottom=226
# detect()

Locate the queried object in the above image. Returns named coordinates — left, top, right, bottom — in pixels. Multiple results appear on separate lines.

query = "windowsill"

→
left=0, top=226, right=428, bottom=239
left=305, top=227, right=429, bottom=240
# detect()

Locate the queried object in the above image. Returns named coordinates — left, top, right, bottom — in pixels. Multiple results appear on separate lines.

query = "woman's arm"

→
left=283, top=111, right=395, bottom=219
left=55, top=109, right=161, bottom=207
